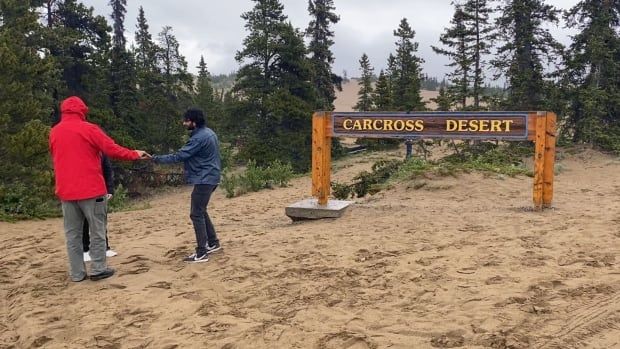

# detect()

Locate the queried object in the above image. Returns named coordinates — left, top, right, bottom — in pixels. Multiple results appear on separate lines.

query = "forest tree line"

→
left=1, top=0, right=619, bottom=219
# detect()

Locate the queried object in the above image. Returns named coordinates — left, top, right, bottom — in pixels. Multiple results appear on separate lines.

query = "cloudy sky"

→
left=80, top=0, right=579, bottom=79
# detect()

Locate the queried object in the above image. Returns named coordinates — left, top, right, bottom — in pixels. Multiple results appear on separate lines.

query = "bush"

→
left=224, top=159, right=295, bottom=198
left=0, top=182, right=58, bottom=221
left=108, top=184, right=128, bottom=212
left=239, top=160, right=268, bottom=192
left=220, top=172, right=238, bottom=198
left=265, top=160, right=294, bottom=187
left=331, top=181, right=353, bottom=200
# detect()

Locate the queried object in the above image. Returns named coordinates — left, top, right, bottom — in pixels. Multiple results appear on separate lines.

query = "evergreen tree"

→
left=373, top=70, right=392, bottom=110
left=462, top=0, right=493, bottom=108
left=134, top=6, right=158, bottom=72
left=234, top=0, right=316, bottom=171
left=391, top=18, right=425, bottom=111
left=194, top=55, right=218, bottom=130
left=431, top=86, right=453, bottom=111
left=47, top=0, right=111, bottom=100
left=154, top=25, right=193, bottom=151
left=354, top=53, right=374, bottom=111
left=108, top=0, right=137, bottom=133
left=306, top=0, right=341, bottom=110
left=493, top=0, right=563, bottom=110
left=432, top=6, right=471, bottom=109
left=563, top=0, right=620, bottom=151
left=0, top=0, right=56, bottom=218
left=131, top=6, right=166, bottom=149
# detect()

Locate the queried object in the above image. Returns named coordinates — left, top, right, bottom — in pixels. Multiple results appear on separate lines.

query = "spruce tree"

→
left=493, top=0, right=563, bottom=110
left=462, top=0, right=493, bottom=108
left=108, top=0, right=137, bottom=133
left=0, top=0, right=56, bottom=218
left=234, top=0, right=316, bottom=171
left=563, top=0, right=620, bottom=151
left=134, top=6, right=158, bottom=72
left=194, top=55, right=218, bottom=130
left=373, top=70, right=392, bottom=110
left=132, top=6, right=166, bottom=149
left=432, top=6, right=471, bottom=109
left=47, top=0, right=112, bottom=100
left=391, top=18, right=425, bottom=111
left=306, top=0, right=341, bottom=110
left=354, top=53, right=374, bottom=111
left=431, top=86, right=453, bottom=111
left=154, top=26, right=193, bottom=151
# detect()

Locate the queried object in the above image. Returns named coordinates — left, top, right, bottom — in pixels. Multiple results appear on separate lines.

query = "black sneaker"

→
left=206, top=242, right=221, bottom=253
left=90, top=268, right=115, bottom=281
left=183, top=253, right=209, bottom=263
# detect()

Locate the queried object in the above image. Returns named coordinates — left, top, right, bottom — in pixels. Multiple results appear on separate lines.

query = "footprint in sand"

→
left=316, top=330, right=377, bottom=349
left=430, top=330, right=466, bottom=348
left=118, top=254, right=151, bottom=276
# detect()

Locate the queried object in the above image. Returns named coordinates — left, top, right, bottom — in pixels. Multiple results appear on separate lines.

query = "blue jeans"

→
left=190, top=184, right=219, bottom=255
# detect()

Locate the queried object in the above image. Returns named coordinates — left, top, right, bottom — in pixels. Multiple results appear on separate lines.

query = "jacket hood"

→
left=60, top=96, right=89, bottom=120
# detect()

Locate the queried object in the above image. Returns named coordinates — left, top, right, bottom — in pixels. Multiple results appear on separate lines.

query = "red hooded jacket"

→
left=49, top=96, right=139, bottom=201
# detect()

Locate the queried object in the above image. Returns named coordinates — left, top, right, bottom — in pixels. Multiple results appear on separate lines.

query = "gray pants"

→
left=61, top=197, right=108, bottom=281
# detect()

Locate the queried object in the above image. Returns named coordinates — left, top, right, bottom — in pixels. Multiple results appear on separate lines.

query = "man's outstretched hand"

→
left=136, top=150, right=152, bottom=160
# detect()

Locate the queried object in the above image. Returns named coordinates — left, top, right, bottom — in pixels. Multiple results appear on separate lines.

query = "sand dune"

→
left=1, top=145, right=619, bottom=348
left=334, top=79, right=440, bottom=112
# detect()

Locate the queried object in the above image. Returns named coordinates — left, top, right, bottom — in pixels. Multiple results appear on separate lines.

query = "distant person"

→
left=49, top=96, right=151, bottom=282
left=51, top=113, right=118, bottom=262
left=152, top=108, right=221, bottom=263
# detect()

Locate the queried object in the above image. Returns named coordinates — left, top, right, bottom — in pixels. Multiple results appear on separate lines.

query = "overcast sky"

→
left=80, top=0, right=579, bottom=79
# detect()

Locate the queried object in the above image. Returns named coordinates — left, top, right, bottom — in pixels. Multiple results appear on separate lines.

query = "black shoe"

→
left=206, top=242, right=221, bottom=253
left=90, top=268, right=115, bottom=281
left=183, top=252, right=209, bottom=263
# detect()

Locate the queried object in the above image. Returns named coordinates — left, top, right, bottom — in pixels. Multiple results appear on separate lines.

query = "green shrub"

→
left=239, top=160, right=268, bottom=192
left=352, top=159, right=403, bottom=198
left=220, top=144, right=234, bottom=172
left=222, top=159, right=295, bottom=198
left=108, top=184, right=128, bottom=212
left=0, top=182, right=58, bottom=221
left=331, top=181, right=353, bottom=200
left=265, top=160, right=294, bottom=187
left=220, top=172, right=238, bottom=198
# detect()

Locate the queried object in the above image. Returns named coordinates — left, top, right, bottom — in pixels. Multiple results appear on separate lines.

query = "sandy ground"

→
left=1, top=146, right=619, bottom=349
left=1, top=82, right=619, bottom=348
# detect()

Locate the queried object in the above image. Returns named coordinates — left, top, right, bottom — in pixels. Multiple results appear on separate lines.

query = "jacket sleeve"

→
left=101, top=155, right=115, bottom=194
left=90, top=125, right=140, bottom=161
left=153, top=136, right=201, bottom=164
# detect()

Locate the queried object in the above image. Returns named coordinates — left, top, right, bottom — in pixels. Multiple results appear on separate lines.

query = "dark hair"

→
left=183, top=108, right=205, bottom=128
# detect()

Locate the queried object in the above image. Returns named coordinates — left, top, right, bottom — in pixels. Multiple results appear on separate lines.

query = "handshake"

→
left=136, top=150, right=153, bottom=160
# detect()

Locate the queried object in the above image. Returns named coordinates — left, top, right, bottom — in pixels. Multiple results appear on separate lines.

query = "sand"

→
left=333, top=79, right=440, bottom=112
left=1, top=82, right=619, bottom=348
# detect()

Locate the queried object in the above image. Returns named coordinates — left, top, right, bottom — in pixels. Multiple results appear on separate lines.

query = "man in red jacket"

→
left=49, top=96, right=150, bottom=282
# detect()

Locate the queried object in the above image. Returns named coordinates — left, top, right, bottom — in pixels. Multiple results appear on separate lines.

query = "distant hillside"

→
left=334, top=78, right=440, bottom=112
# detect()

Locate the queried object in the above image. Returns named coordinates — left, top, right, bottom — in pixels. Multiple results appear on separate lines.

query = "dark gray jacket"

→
left=153, top=127, right=221, bottom=185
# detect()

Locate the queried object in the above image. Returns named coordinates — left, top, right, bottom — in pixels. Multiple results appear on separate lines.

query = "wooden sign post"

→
left=287, top=111, right=556, bottom=220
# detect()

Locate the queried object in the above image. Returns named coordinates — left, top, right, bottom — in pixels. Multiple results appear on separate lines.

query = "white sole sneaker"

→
left=206, top=245, right=222, bottom=253
left=106, top=249, right=118, bottom=257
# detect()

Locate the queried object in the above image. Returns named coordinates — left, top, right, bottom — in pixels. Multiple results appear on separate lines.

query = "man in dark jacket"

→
left=152, top=108, right=221, bottom=263
left=49, top=96, right=150, bottom=282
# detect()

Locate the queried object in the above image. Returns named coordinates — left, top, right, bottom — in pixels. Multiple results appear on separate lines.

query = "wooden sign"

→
left=312, top=111, right=556, bottom=210
left=332, top=112, right=528, bottom=140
